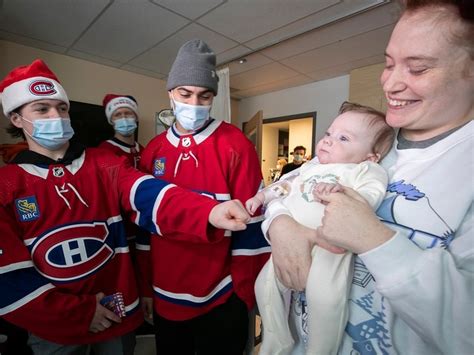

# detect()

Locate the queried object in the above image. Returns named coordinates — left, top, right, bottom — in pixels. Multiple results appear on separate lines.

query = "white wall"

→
left=0, top=40, right=170, bottom=146
left=237, top=75, right=350, bottom=146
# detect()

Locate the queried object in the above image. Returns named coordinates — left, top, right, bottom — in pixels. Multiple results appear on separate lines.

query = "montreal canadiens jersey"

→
left=98, top=137, right=145, bottom=251
left=0, top=143, right=219, bottom=344
left=98, top=137, right=143, bottom=169
left=138, top=119, right=271, bottom=321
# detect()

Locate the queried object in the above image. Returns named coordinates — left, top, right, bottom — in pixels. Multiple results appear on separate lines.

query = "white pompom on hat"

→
left=0, top=59, right=69, bottom=117
left=102, top=94, right=139, bottom=124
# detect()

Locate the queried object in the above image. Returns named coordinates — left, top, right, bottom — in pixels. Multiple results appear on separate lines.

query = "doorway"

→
left=261, top=112, right=316, bottom=185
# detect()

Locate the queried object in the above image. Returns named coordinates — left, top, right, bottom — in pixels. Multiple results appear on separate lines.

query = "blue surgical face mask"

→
left=22, top=116, right=74, bottom=150
left=293, top=154, right=304, bottom=162
left=113, top=117, right=137, bottom=137
left=171, top=98, right=211, bottom=132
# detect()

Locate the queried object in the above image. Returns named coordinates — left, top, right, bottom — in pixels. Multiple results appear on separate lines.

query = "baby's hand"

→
left=312, top=182, right=343, bottom=203
left=245, top=197, right=262, bottom=215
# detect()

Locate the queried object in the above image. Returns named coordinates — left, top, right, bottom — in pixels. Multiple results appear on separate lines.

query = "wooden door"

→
left=243, top=110, right=263, bottom=162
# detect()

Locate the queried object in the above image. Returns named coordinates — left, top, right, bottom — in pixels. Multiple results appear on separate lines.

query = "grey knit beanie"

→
left=167, top=39, right=219, bottom=95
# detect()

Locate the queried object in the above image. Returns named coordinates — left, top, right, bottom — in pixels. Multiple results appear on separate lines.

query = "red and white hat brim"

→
left=1, top=76, right=69, bottom=117
left=105, top=97, right=139, bottom=124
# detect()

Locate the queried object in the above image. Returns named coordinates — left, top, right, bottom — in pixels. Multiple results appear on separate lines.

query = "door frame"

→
left=263, top=111, right=317, bottom=158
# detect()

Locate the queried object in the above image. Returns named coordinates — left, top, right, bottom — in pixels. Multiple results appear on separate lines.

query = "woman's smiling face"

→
left=381, top=7, right=474, bottom=141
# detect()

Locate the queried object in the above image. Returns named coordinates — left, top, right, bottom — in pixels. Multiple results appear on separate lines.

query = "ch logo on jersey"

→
left=15, top=196, right=40, bottom=222
left=52, top=167, right=65, bottom=177
left=31, top=222, right=113, bottom=282
left=29, top=80, right=57, bottom=96
left=153, top=158, right=166, bottom=176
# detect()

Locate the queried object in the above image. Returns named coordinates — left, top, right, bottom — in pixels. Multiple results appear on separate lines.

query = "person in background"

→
left=247, top=102, right=394, bottom=354
left=138, top=39, right=270, bottom=355
left=99, top=94, right=143, bottom=169
left=98, top=94, right=145, bottom=258
left=0, top=59, right=251, bottom=355
left=280, top=145, right=306, bottom=176
left=266, top=0, right=473, bottom=354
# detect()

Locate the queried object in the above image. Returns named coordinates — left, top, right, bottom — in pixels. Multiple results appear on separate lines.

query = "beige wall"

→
left=261, top=125, right=279, bottom=185
left=230, top=98, right=240, bottom=128
left=349, top=62, right=386, bottom=112
left=0, top=40, right=170, bottom=146
left=288, top=117, right=313, bottom=161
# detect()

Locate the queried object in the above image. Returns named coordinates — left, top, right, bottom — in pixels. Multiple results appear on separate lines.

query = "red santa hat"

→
left=0, top=59, right=69, bottom=117
left=103, top=94, right=139, bottom=124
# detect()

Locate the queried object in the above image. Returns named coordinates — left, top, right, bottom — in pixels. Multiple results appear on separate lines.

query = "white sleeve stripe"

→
left=232, top=246, right=272, bottom=256
left=107, top=215, right=123, bottom=224
left=125, top=297, right=140, bottom=312
left=152, top=184, right=176, bottom=236
left=0, top=283, right=55, bottom=315
left=215, top=193, right=231, bottom=201
left=130, top=175, right=155, bottom=225
left=135, top=244, right=151, bottom=251
left=114, top=247, right=129, bottom=254
left=153, top=275, right=232, bottom=303
left=248, top=215, right=264, bottom=224
left=0, top=261, right=34, bottom=274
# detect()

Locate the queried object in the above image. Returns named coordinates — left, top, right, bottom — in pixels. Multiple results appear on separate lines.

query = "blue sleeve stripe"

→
left=131, top=176, right=176, bottom=236
left=0, top=266, right=54, bottom=314
left=231, top=219, right=270, bottom=250
left=0, top=284, right=54, bottom=315
left=150, top=184, right=175, bottom=236
left=0, top=263, right=55, bottom=316
left=0, top=261, right=34, bottom=274
left=130, top=175, right=155, bottom=226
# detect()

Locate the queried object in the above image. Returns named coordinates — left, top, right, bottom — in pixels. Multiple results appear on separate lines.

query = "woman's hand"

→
left=268, top=215, right=345, bottom=291
left=315, top=187, right=395, bottom=254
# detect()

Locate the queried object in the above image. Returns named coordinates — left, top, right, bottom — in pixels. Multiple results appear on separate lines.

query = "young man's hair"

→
left=6, top=106, right=26, bottom=140
left=339, top=101, right=395, bottom=160
left=293, top=145, right=306, bottom=153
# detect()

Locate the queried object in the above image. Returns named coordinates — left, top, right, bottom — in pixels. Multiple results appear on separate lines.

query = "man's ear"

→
left=10, top=113, right=23, bottom=129
left=366, top=152, right=381, bottom=163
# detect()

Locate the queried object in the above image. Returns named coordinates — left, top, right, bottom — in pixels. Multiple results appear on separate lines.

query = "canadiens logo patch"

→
left=15, top=196, right=40, bottom=222
left=31, top=222, right=113, bottom=282
left=29, top=80, right=57, bottom=96
left=153, top=158, right=166, bottom=176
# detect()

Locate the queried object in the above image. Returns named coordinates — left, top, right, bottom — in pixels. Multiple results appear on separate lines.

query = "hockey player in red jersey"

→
left=0, top=59, right=251, bottom=354
left=139, top=39, right=271, bottom=354
left=98, top=94, right=143, bottom=169
left=98, top=94, right=146, bottom=257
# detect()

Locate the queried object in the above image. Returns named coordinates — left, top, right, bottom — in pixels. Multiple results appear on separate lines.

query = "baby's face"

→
left=316, top=112, right=377, bottom=164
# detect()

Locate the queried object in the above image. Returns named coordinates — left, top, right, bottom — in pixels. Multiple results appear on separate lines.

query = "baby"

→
left=247, top=102, right=395, bottom=355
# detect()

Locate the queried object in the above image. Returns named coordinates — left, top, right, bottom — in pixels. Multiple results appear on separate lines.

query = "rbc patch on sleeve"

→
left=153, top=158, right=166, bottom=177
left=15, top=196, right=41, bottom=222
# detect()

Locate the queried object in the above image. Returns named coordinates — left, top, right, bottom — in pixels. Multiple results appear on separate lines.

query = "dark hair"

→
left=402, top=0, right=474, bottom=59
left=5, top=106, right=26, bottom=140
left=339, top=101, right=395, bottom=160
left=293, top=145, right=306, bottom=153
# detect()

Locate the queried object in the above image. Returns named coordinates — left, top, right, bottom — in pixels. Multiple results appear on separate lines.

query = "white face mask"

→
left=293, top=154, right=304, bottom=162
left=171, top=98, right=211, bottom=132
left=22, top=116, right=74, bottom=150
left=113, top=117, right=137, bottom=137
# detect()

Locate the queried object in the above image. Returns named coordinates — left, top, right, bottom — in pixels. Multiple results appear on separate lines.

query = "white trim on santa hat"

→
left=1, top=76, right=69, bottom=117
left=105, top=97, right=139, bottom=124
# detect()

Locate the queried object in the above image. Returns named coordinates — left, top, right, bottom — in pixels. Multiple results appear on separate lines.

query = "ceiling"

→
left=0, top=0, right=400, bottom=99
